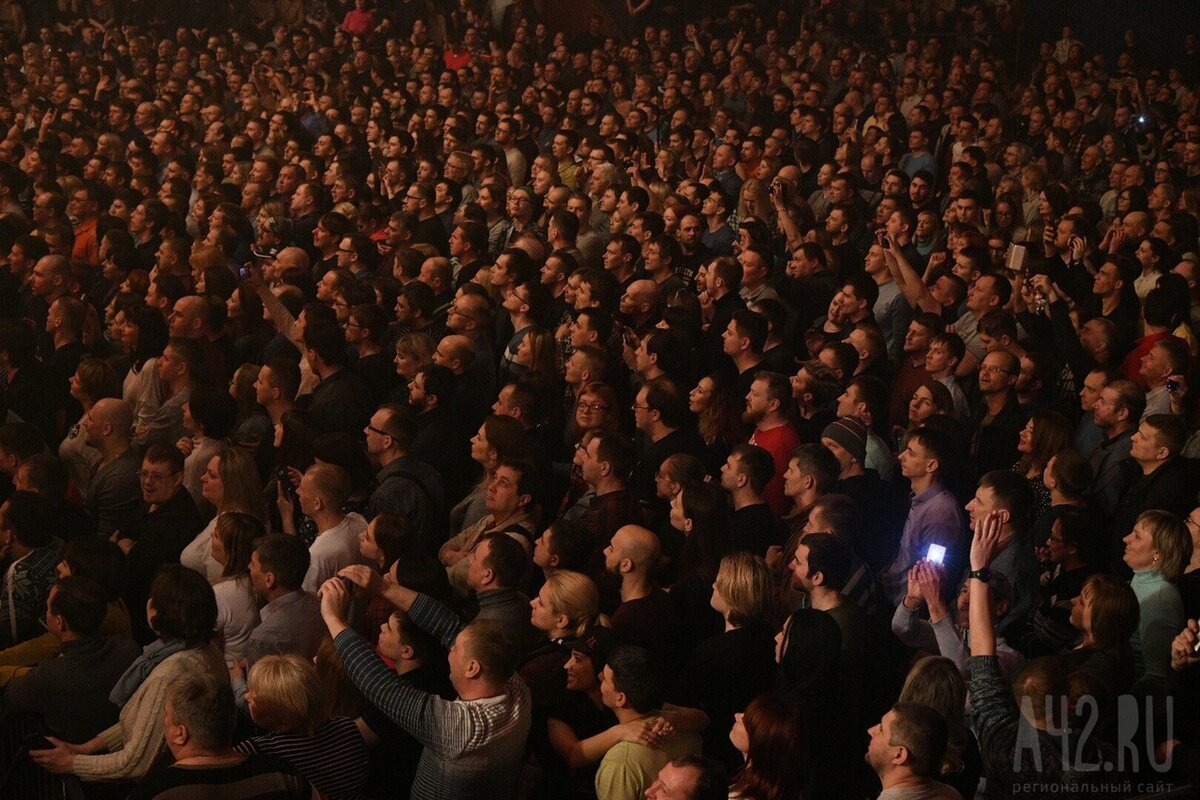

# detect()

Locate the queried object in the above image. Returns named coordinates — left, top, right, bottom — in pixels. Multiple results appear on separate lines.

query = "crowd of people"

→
left=0, top=0, right=1198, bottom=799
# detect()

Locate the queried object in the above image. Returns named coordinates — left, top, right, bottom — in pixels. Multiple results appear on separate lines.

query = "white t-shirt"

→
left=302, top=512, right=369, bottom=593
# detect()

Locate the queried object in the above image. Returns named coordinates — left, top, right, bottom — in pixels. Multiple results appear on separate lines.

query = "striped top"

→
left=333, top=593, right=531, bottom=800
left=236, top=717, right=368, bottom=800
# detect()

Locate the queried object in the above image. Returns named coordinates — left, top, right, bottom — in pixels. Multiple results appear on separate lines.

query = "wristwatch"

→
left=969, top=568, right=992, bottom=583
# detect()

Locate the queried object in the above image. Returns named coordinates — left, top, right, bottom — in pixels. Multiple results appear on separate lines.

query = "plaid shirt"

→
left=335, top=593, right=531, bottom=800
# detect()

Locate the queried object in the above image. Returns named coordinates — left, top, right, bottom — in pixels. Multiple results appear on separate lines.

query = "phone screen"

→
left=926, top=544, right=947, bottom=565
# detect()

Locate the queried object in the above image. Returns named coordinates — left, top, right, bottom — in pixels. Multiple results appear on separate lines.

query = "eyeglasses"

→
left=139, top=469, right=179, bottom=482
left=365, top=424, right=391, bottom=438
left=979, top=364, right=1015, bottom=375
left=578, top=402, right=607, bottom=412
left=631, top=403, right=651, bottom=411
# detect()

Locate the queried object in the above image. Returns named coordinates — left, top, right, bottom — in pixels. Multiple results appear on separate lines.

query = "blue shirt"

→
left=880, top=483, right=965, bottom=606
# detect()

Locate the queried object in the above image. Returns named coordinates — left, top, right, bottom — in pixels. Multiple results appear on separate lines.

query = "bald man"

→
left=435, top=333, right=493, bottom=428
left=168, top=295, right=232, bottom=384
left=293, top=462, right=368, bottom=593
left=83, top=398, right=141, bottom=536
left=604, top=525, right=682, bottom=663
left=619, top=279, right=661, bottom=335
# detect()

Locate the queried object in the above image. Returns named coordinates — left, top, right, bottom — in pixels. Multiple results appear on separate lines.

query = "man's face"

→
left=742, top=379, right=772, bottom=425
left=1141, top=343, right=1174, bottom=386
left=580, top=437, right=607, bottom=485
left=140, top=457, right=182, bottom=505
left=1130, top=421, right=1162, bottom=463
left=598, top=664, right=620, bottom=709
left=978, top=352, right=1015, bottom=394
left=1092, top=385, right=1126, bottom=429
left=1080, top=372, right=1106, bottom=412
left=645, top=763, right=701, bottom=800
left=865, top=710, right=899, bottom=775
left=964, top=485, right=1000, bottom=527
left=788, top=542, right=814, bottom=592
left=486, top=465, right=525, bottom=515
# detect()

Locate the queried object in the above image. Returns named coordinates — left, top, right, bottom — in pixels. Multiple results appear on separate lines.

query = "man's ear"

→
left=463, top=656, right=482, bottom=679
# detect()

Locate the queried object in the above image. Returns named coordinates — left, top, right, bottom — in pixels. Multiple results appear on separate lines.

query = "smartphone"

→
left=879, top=233, right=891, bottom=249
left=926, top=544, right=947, bottom=565
left=1167, top=379, right=1181, bottom=392
left=1005, top=243, right=1027, bottom=273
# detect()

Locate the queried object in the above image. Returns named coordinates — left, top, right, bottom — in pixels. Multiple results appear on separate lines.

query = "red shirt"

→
left=749, top=421, right=802, bottom=521
left=1120, top=331, right=1182, bottom=390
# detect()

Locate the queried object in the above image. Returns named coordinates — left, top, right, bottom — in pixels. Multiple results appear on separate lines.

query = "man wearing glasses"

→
left=969, top=350, right=1024, bottom=476
left=116, top=443, right=205, bottom=644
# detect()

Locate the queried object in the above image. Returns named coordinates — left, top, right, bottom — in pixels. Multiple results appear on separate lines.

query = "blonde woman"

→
left=680, top=552, right=777, bottom=766
left=180, top=445, right=266, bottom=583
left=522, top=570, right=601, bottom=696
left=237, top=654, right=369, bottom=800
left=1122, top=510, right=1191, bottom=682
left=898, top=656, right=980, bottom=799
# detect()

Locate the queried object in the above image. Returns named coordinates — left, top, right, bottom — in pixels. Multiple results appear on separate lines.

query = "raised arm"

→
left=885, top=240, right=941, bottom=314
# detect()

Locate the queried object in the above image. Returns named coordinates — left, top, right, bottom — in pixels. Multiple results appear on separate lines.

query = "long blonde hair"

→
left=899, top=656, right=967, bottom=777
left=543, top=571, right=600, bottom=638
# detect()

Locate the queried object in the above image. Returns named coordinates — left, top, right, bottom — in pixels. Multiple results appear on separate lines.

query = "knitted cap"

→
left=821, top=417, right=868, bottom=464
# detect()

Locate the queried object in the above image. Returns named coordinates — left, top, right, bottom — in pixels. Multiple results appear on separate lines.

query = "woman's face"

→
left=564, top=649, right=597, bottom=692
left=709, top=579, right=729, bottom=616
left=69, top=369, right=85, bottom=402
left=1136, top=239, right=1155, bottom=269
left=689, top=377, right=713, bottom=413
left=470, top=425, right=493, bottom=466
left=1017, top=419, right=1034, bottom=454
left=729, top=711, right=750, bottom=756
left=1122, top=521, right=1160, bottom=572
left=359, top=520, right=381, bottom=564
left=908, top=385, right=936, bottom=424
left=669, top=490, right=687, bottom=533
left=1069, top=585, right=1093, bottom=633
left=200, top=455, right=224, bottom=505
left=515, top=334, right=533, bottom=367
left=210, top=524, right=228, bottom=566
left=116, top=311, right=137, bottom=351
left=774, top=615, right=792, bottom=663
left=529, top=583, right=558, bottom=633
left=394, top=350, right=421, bottom=378
left=575, top=393, right=607, bottom=432
left=1037, top=191, right=1051, bottom=218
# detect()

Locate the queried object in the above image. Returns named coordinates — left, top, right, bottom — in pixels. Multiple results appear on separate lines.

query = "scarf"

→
left=108, top=638, right=188, bottom=707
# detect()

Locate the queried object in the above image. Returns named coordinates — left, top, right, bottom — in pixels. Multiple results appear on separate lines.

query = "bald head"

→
left=171, top=295, right=210, bottom=338
left=612, top=525, right=660, bottom=571
left=275, top=246, right=310, bottom=272
left=303, top=462, right=351, bottom=508
left=90, top=398, right=133, bottom=442
left=437, top=334, right=475, bottom=371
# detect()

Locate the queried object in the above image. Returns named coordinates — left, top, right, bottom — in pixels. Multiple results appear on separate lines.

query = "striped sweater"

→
left=332, top=593, right=531, bottom=800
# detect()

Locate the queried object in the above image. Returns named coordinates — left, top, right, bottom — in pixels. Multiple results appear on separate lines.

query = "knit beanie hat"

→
left=821, top=417, right=868, bottom=465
